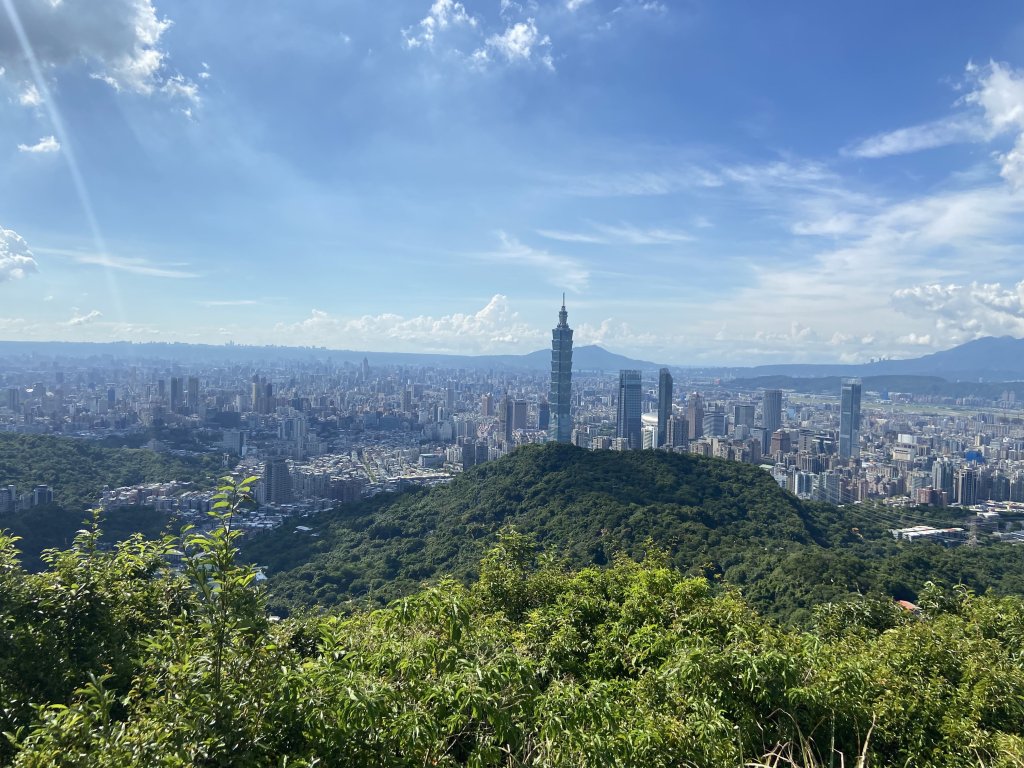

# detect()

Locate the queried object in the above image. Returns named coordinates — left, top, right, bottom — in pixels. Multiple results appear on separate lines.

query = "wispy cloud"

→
left=197, top=299, right=259, bottom=307
left=842, top=116, right=986, bottom=159
left=485, top=232, right=589, bottom=292
left=37, top=247, right=199, bottom=278
left=537, top=223, right=693, bottom=245
left=17, top=135, right=60, bottom=153
left=64, top=309, right=103, bottom=327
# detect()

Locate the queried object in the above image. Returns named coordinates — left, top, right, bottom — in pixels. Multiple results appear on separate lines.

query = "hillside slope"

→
left=0, top=432, right=221, bottom=510
left=246, top=444, right=1024, bottom=623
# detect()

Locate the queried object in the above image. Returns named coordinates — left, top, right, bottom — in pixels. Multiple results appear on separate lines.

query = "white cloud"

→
left=0, top=225, right=38, bottom=282
left=892, top=281, right=1024, bottom=343
left=574, top=318, right=662, bottom=350
left=274, top=295, right=545, bottom=354
left=18, top=82, right=40, bottom=106
left=476, top=19, right=553, bottom=70
left=844, top=61, right=1024, bottom=186
left=486, top=232, right=589, bottom=292
left=0, top=0, right=200, bottom=103
left=36, top=246, right=198, bottom=278
left=843, top=116, right=986, bottom=159
left=16, top=135, right=59, bottom=153
left=537, top=223, right=692, bottom=245
left=403, top=0, right=477, bottom=49
left=198, top=299, right=259, bottom=307
left=65, top=309, right=103, bottom=326
left=566, top=0, right=593, bottom=11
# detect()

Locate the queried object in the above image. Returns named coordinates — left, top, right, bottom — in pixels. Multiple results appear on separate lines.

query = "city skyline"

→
left=4, top=3, right=1024, bottom=364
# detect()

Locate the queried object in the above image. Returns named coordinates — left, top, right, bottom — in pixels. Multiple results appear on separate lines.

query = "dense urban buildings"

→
left=4, top=341, right=1024, bottom=546
left=549, top=297, right=573, bottom=444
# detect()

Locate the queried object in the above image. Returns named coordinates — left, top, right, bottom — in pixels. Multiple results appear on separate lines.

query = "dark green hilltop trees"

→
left=2, top=475, right=1024, bottom=766
left=244, top=443, right=1024, bottom=625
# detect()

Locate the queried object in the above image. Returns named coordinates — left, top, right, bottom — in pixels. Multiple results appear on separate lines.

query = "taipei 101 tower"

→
left=550, top=295, right=573, bottom=443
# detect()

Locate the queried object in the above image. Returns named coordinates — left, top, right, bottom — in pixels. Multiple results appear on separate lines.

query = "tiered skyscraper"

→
left=839, top=378, right=862, bottom=460
left=549, top=296, right=573, bottom=443
left=617, top=370, right=642, bottom=450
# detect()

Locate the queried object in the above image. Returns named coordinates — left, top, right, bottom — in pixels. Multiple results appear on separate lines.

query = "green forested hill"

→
left=244, top=444, right=1024, bottom=623
left=0, top=432, right=222, bottom=509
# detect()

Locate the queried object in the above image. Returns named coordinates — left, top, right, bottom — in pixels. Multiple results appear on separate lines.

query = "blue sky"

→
left=3, top=0, right=1024, bottom=364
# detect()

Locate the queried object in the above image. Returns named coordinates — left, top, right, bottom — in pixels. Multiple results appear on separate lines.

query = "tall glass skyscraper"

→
left=839, top=378, right=862, bottom=460
left=762, top=389, right=783, bottom=435
left=617, top=369, right=642, bottom=450
left=549, top=296, right=573, bottom=443
left=657, top=368, right=673, bottom=448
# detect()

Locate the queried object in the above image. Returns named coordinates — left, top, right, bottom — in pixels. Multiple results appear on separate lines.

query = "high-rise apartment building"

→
left=687, top=392, right=704, bottom=440
left=549, top=297, right=573, bottom=443
left=762, top=389, right=782, bottom=435
left=263, top=457, right=292, bottom=506
left=538, top=401, right=550, bottom=431
left=187, top=376, right=200, bottom=411
left=839, top=379, right=862, bottom=460
left=617, top=370, right=642, bottom=450
left=170, top=377, right=183, bottom=413
left=657, top=368, right=673, bottom=448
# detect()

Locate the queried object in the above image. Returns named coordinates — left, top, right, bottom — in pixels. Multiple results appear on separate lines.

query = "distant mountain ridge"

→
left=730, top=336, right=1024, bottom=381
left=2, top=335, right=1023, bottom=380
left=0, top=340, right=660, bottom=372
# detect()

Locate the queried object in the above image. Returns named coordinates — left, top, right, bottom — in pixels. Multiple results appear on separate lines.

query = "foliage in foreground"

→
left=3, top=480, right=1024, bottom=766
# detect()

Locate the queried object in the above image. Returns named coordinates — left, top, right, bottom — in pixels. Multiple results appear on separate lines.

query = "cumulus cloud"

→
left=274, top=295, right=546, bottom=354
left=16, top=134, right=59, bottom=153
left=474, top=18, right=553, bottom=70
left=0, top=225, right=38, bottom=282
left=65, top=309, right=103, bottom=326
left=0, top=0, right=200, bottom=103
left=403, top=0, right=477, bottom=49
left=892, top=281, right=1024, bottom=342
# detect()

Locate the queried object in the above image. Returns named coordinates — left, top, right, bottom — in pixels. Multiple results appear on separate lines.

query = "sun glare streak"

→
left=3, top=0, right=126, bottom=324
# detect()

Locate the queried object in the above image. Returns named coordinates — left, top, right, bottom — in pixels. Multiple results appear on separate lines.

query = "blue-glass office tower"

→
left=839, top=378, right=862, bottom=460
left=617, top=369, right=642, bottom=450
left=549, top=297, right=573, bottom=443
